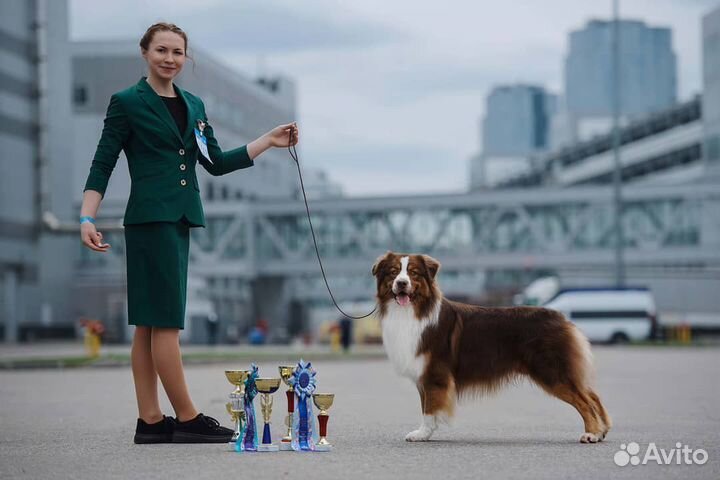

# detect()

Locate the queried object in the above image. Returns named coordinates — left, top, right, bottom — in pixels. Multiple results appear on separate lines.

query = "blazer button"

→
left=180, top=179, right=187, bottom=186
left=180, top=164, right=186, bottom=171
left=179, top=149, right=185, bottom=155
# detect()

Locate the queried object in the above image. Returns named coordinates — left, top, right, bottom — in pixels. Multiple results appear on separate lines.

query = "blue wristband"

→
left=80, top=216, right=95, bottom=225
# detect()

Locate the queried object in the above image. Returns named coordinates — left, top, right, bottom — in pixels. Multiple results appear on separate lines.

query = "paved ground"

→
left=1, top=346, right=718, bottom=479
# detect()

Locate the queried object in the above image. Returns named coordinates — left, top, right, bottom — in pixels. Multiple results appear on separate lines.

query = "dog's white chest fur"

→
left=381, top=301, right=440, bottom=382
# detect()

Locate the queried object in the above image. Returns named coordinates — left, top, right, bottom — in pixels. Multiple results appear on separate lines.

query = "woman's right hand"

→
left=81, top=222, right=110, bottom=252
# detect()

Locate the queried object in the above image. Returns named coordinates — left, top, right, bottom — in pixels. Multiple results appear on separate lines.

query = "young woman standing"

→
left=80, top=23, right=299, bottom=444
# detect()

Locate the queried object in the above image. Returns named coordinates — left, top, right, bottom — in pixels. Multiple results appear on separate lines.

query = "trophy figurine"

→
left=255, top=378, right=282, bottom=452
left=312, top=393, right=335, bottom=452
left=278, top=365, right=296, bottom=451
left=225, top=370, right=249, bottom=451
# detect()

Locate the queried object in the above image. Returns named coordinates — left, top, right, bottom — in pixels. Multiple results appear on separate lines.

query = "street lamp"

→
left=611, top=0, right=626, bottom=287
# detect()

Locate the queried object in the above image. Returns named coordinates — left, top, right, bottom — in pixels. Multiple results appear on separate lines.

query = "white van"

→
left=544, top=288, right=658, bottom=343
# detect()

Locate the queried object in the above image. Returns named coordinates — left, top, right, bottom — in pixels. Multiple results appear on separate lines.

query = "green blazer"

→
left=84, top=77, right=254, bottom=227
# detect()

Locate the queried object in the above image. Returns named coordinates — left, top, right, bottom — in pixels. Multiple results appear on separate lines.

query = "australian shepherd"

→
left=372, top=251, right=611, bottom=443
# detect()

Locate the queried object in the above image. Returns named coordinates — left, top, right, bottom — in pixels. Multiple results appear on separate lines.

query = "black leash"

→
left=287, top=131, right=377, bottom=320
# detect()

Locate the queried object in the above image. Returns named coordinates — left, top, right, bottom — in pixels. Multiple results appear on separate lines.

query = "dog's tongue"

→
left=397, top=294, right=410, bottom=306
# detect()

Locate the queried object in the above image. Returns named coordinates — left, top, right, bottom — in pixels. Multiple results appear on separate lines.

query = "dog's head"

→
left=372, top=251, right=441, bottom=318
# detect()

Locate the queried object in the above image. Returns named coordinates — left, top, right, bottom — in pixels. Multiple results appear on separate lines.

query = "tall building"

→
left=0, top=0, right=75, bottom=342
left=482, top=85, right=556, bottom=156
left=565, top=19, right=677, bottom=118
left=469, top=85, right=556, bottom=189
left=703, top=5, right=720, bottom=177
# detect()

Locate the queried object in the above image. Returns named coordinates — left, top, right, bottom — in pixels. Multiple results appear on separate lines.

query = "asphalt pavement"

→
left=0, top=346, right=718, bottom=479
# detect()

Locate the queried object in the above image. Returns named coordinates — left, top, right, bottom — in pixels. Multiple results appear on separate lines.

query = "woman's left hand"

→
left=266, top=122, right=299, bottom=148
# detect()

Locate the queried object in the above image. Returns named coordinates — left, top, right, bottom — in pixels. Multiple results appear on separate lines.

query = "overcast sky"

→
left=70, top=0, right=718, bottom=196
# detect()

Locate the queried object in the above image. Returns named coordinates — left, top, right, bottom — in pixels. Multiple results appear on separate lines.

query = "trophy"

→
left=255, top=378, right=282, bottom=452
left=225, top=370, right=249, bottom=451
left=312, top=393, right=335, bottom=451
left=278, top=365, right=296, bottom=451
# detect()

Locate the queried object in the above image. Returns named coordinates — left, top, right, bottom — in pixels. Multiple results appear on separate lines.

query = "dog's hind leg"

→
left=587, top=388, right=612, bottom=439
left=544, top=382, right=605, bottom=443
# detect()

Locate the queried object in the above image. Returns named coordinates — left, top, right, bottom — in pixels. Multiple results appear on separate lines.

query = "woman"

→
left=80, top=22, right=299, bottom=444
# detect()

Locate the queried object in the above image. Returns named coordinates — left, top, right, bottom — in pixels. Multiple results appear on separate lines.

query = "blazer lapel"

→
left=136, top=77, right=184, bottom=143
left=176, top=86, right=196, bottom=143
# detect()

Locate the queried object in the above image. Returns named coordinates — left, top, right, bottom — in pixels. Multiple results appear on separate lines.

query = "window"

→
left=705, top=134, right=720, bottom=163
left=73, top=86, right=87, bottom=106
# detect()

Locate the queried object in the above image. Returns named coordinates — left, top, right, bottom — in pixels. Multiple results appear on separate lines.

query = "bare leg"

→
left=151, top=327, right=198, bottom=422
left=131, top=326, right=163, bottom=423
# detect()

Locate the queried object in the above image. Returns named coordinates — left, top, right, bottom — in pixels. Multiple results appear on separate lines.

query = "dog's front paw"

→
left=405, top=428, right=432, bottom=442
left=580, top=432, right=601, bottom=444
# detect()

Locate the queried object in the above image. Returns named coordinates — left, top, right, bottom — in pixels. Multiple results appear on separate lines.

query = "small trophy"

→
left=278, top=365, right=296, bottom=451
left=255, top=378, right=282, bottom=452
left=312, top=393, right=335, bottom=451
left=225, top=370, right=249, bottom=451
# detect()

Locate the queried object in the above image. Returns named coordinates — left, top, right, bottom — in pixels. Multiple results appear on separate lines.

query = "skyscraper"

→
left=565, top=19, right=677, bottom=118
left=482, top=85, right=556, bottom=156
left=469, top=85, right=555, bottom=189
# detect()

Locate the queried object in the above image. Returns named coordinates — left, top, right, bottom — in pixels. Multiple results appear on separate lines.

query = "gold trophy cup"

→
left=278, top=365, right=296, bottom=451
left=255, top=378, right=282, bottom=452
left=225, top=370, right=249, bottom=450
left=312, top=393, right=335, bottom=451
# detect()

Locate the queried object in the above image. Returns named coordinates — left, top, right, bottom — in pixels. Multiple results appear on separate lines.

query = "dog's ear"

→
left=421, top=254, right=441, bottom=280
left=372, top=251, right=393, bottom=276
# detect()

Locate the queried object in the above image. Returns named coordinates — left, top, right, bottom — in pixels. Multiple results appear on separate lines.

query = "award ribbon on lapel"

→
left=289, top=359, right=317, bottom=451
left=195, top=119, right=212, bottom=164
left=241, top=363, right=260, bottom=451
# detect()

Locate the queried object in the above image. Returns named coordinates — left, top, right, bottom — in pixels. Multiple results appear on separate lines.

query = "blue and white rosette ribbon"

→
left=238, top=363, right=259, bottom=452
left=289, top=359, right=318, bottom=451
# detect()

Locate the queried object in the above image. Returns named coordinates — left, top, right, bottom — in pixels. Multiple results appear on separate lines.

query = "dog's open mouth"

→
left=394, top=292, right=413, bottom=306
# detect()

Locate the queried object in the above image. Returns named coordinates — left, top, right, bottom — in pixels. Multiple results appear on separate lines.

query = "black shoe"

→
left=133, top=415, right=176, bottom=444
left=172, top=413, right=234, bottom=443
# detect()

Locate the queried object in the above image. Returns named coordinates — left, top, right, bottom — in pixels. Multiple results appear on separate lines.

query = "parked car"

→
left=543, top=287, right=658, bottom=343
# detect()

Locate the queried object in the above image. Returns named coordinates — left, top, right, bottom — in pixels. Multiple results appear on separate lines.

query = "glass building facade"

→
left=565, top=19, right=677, bottom=118
left=482, top=85, right=556, bottom=156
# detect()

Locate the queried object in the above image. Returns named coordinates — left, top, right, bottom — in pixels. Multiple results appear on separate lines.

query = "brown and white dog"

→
left=372, top=251, right=611, bottom=443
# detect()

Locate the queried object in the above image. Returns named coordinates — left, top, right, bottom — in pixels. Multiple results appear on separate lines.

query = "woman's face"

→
left=142, top=31, right=186, bottom=81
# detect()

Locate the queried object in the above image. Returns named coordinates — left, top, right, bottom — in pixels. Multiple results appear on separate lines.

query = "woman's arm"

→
left=79, top=190, right=110, bottom=252
left=198, top=98, right=298, bottom=176
left=80, top=93, right=130, bottom=253
left=84, top=94, right=131, bottom=196
left=247, top=123, right=299, bottom=159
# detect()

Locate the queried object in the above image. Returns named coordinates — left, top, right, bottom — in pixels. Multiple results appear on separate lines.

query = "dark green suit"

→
left=85, top=77, right=255, bottom=328
left=84, top=77, right=254, bottom=226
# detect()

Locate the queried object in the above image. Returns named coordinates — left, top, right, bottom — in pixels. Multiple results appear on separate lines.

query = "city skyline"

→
left=69, top=0, right=717, bottom=196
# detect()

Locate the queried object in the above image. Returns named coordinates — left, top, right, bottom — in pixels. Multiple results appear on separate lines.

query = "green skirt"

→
left=124, top=219, right=190, bottom=329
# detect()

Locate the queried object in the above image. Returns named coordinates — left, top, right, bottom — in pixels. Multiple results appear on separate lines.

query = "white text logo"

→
left=614, top=442, right=709, bottom=466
